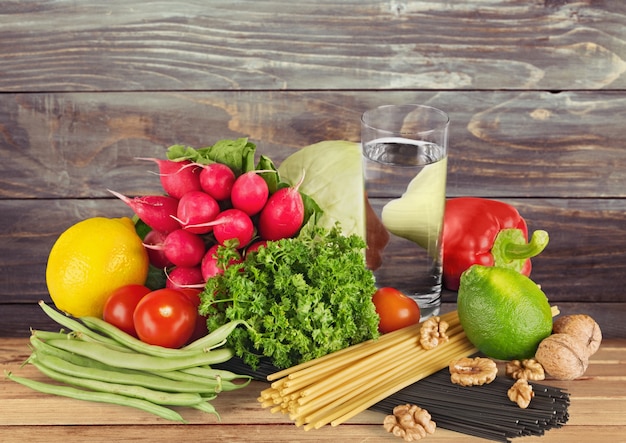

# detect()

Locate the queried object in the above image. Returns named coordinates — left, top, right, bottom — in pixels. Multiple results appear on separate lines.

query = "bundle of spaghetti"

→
left=258, top=310, right=477, bottom=430
left=372, top=368, right=570, bottom=443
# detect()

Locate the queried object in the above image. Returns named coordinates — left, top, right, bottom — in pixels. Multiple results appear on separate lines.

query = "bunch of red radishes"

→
left=109, top=157, right=306, bottom=289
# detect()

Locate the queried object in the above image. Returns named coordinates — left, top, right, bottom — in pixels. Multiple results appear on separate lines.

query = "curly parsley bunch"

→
left=199, top=225, right=380, bottom=369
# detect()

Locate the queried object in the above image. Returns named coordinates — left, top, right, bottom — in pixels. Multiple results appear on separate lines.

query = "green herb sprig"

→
left=199, top=224, right=380, bottom=370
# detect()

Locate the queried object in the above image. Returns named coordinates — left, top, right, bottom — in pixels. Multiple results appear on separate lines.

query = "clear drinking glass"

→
left=361, top=104, right=449, bottom=319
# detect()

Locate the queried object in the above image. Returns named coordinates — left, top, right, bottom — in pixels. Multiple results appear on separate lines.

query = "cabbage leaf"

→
left=278, top=140, right=366, bottom=240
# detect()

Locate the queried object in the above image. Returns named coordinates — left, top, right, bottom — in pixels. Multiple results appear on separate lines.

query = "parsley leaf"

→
left=198, top=224, right=380, bottom=369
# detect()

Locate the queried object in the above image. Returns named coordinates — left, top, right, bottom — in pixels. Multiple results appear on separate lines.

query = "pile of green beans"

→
left=7, top=301, right=251, bottom=423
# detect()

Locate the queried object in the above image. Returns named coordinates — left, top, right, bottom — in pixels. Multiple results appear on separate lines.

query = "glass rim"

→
left=361, top=104, right=450, bottom=137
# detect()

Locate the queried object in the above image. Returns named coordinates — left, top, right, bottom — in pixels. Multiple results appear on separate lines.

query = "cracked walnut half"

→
left=383, top=404, right=436, bottom=441
left=449, top=356, right=497, bottom=386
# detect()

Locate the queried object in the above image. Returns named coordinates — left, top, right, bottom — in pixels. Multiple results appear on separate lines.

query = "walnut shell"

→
left=552, top=314, right=602, bottom=357
left=535, top=333, right=589, bottom=380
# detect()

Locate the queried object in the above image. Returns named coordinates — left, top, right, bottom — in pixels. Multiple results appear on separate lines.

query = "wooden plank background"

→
left=1, top=1, right=625, bottom=337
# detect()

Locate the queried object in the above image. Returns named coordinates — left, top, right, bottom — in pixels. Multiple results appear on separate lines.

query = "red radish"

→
left=138, top=158, right=202, bottom=199
left=212, top=209, right=255, bottom=247
left=143, top=230, right=174, bottom=268
left=246, top=240, right=268, bottom=255
left=186, top=208, right=254, bottom=248
left=166, top=266, right=205, bottom=289
left=201, top=244, right=223, bottom=280
left=108, top=189, right=180, bottom=234
left=201, top=244, right=242, bottom=281
left=230, top=171, right=269, bottom=216
left=144, top=228, right=206, bottom=268
left=172, top=190, right=220, bottom=234
left=258, top=173, right=305, bottom=241
left=200, top=163, right=236, bottom=201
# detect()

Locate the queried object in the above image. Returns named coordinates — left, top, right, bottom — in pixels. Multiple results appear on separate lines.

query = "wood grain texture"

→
left=2, top=425, right=626, bottom=443
left=2, top=91, right=626, bottom=199
left=1, top=1, right=625, bottom=92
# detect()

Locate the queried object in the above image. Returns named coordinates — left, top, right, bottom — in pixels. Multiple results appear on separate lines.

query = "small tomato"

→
left=133, top=288, right=197, bottom=348
left=102, top=284, right=152, bottom=337
left=372, top=287, right=421, bottom=333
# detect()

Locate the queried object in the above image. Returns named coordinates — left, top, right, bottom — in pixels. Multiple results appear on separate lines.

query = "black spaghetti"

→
left=372, top=367, right=569, bottom=443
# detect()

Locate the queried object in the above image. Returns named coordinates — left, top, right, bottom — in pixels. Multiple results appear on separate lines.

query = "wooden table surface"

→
left=1, top=337, right=625, bottom=443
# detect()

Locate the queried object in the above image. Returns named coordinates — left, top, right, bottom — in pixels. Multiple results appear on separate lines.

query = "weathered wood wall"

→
left=1, top=1, right=625, bottom=337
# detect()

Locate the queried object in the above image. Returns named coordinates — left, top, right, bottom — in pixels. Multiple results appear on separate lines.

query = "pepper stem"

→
left=492, top=229, right=549, bottom=272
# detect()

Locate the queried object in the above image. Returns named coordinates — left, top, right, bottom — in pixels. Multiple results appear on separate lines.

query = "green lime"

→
left=457, top=265, right=553, bottom=360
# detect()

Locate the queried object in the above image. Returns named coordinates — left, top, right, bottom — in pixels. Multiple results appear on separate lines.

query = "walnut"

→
left=508, top=379, right=535, bottom=409
left=552, top=314, right=602, bottom=358
left=419, top=317, right=449, bottom=350
left=449, top=357, right=497, bottom=386
left=535, top=333, right=589, bottom=380
left=505, top=359, right=545, bottom=381
left=383, top=404, right=436, bottom=441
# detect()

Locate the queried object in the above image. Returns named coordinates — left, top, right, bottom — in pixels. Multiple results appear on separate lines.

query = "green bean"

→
left=6, top=371, right=186, bottom=423
left=37, top=301, right=121, bottom=348
left=44, top=338, right=234, bottom=371
left=179, top=366, right=252, bottom=390
left=213, top=377, right=250, bottom=392
left=30, top=357, right=204, bottom=406
left=24, top=303, right=252, bottom=422
left=179, top=365, right=245, bottom=381
left=191, top=400, right=219, bottom=418
left=184, top=320, right=248, bottom=351
left=152, top=368, right=250, bottom=393
left=30, top=331, right=251, bottom=391
left=149, top=368, right=225, bottom=385
left=32, top=352, right=222, bottom=395
left=72, top=330, right=136, bottom=353
left=80, top=316, right=209, bottom=358
left=31, top=338, right=244, bottom=393
left=34, top=329, right=134, bottom=354
left=30, top=334, right=135, bottom=373
left=29, top=330, right=69, bottom=341
left=33, top=335, right=246, bottom=393
left=30, top=329, right=131, bottom=355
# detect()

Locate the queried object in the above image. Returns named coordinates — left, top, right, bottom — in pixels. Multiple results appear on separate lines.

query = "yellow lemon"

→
left=46, top=217, right=149, bottom=318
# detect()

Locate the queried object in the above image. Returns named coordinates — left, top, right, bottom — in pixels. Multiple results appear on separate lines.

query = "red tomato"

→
left=177, top=288, right=209, bottom=343
left=133, top=288, right=198, bottom=348
left=372, top=287, right=421, bottom=333
left=102, top=284, right=152, bottom=337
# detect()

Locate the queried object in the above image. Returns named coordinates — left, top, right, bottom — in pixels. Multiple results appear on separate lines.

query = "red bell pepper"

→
left=442, top=197, right=549, bottom=291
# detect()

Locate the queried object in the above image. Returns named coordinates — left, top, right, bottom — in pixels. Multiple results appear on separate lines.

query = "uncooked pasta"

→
left=217, top=308, right=569, bottom=441
left=259, top=311, right=477, bottom=430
